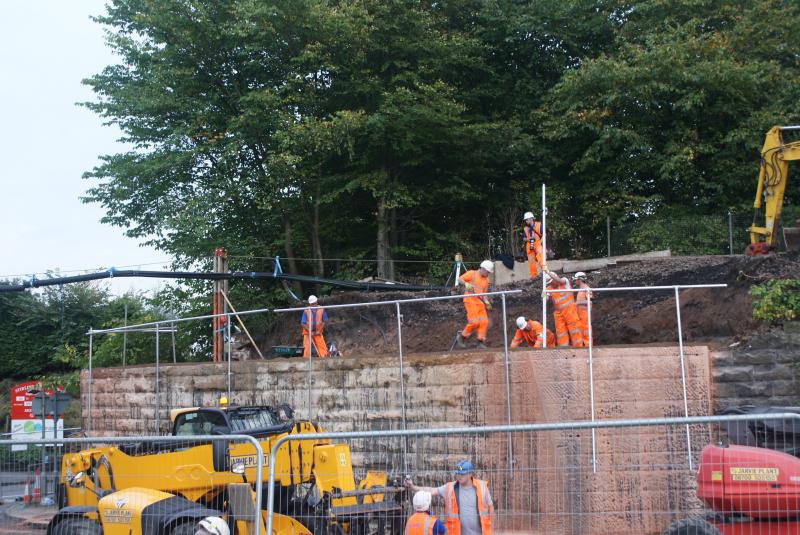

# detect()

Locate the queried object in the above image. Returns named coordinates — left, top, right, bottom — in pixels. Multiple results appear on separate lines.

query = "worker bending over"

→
left=572, top=272, right=593, bottom=345
left=405, top=491, right=446, bottom=535
left=511, top=316, right=555, bottom=348
left=545, top=270, right=585, bottom=347
left=522, top=211, right=545, bottom=279
left=301, top=295, right=329, bottom=358
left=405, top=459, right=494, bottom=535
left=456, top=260, right=494, bottom=349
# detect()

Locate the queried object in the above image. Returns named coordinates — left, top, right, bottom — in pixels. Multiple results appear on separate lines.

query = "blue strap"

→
left=107, top=267, right=116, bottom=277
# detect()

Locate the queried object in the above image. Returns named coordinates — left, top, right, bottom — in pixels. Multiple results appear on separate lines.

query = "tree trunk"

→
left=376, top=196, right=395, bottom=280
left=281, top=214, right=303, bottom=297
left=311, top=184, right=324, bottom=279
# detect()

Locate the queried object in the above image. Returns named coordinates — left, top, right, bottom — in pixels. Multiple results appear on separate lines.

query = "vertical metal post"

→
left=155, top=323, right=160, bottom=435
left=606, top=216, right=612, bottom=258
left=500, top=294, right=513, bottom=477
left=395, top=302, right=408, bottom=473
left=454, top=253, right=462, bottom=287
left=674, top=287, right=693, bottom=470
left=88, top=331, right=93, bottom=434
left=307, top=308, right=313, bottom=420
left=122, top=303, right=128, bottom=366
left=728, top=211, right=734, bottom=255
left=170, top=311, right=177, bottom=364
left=541, top=184, right=547, bottom=347
left=226, top=314, right=232, bottom=401
left=586, top=290, right=597, bottom=473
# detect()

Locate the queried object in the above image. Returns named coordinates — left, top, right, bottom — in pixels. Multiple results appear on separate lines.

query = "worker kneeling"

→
left=301, top=295, right=329, bottom=358
left=511, top=316, right=555, bottom=348
left=406, top=491, right=446, bottom=535
left=545, top=271, right=585, bottom=347
left=456, top=260, right=494, bottom=349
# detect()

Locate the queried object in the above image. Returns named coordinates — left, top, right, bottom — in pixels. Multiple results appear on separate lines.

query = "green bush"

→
left=750, top=279, right=800, bottom=323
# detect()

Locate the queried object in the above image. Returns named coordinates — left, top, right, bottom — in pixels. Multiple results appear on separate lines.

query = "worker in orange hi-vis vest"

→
left=456, top=260, right=494, bottom=349
left=405, top=459, right=494, bottom=535
left=572, top=272, right=594, bottom=345
left=301, top=295, right=329, bottom=358
left=405, top=491, right=446, bottom=535
left=510, top=316, right=555, bottom=348
left=522, top=211, right=546, bottom=278
left=545, top=270, right=585, bottom=347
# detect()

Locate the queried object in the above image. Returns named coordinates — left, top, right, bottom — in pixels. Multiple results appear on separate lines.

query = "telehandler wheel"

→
left=661, top=518, right=723, bottom=535
left=169, top=521, right=197, bottom=535
left=50, top=517, right=103, bottom=535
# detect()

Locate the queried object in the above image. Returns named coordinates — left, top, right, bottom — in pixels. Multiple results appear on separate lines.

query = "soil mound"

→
left=257, top=252, right=800, bottom=357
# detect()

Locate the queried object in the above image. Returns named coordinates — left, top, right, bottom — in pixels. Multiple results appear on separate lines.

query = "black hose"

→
left=0, top=269, right=444, bottom=293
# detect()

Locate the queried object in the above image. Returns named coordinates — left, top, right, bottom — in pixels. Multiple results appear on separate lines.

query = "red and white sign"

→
left=11, top=380, right=41, bottom=420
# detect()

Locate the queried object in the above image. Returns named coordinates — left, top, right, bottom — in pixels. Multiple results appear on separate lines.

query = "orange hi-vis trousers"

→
left=302, top=330, right=329, bottom=358
left=576, top=307, right=591, bottom=345
left=461, top=300, right=489, bottom=342
left=527, top=245, right=544, bottom=278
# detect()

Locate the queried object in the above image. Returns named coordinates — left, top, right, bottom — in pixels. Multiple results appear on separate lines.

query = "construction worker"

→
left=456, top=260, right=494, bottom=349
left=545, top=270, right=585, bottom=347
left=195, top=517, right=230, bottom=535
left=301, top=295, right=329, bottom=358
left=405, top=491, right=446, bottom=535
left=405, top=459, right=494, bottom=535
left=522, top=211, right=545, bottom=278
left=510, top=316, right=555, bottom=349
left=572, top=272, right=593, bottom=345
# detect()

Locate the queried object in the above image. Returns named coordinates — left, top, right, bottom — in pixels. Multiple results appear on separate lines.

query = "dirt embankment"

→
left=257, top=252, right=800, bottom=357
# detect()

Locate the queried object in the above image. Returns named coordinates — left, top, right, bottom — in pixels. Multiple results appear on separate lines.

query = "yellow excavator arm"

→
left=749, top=125, right=800, bottom=247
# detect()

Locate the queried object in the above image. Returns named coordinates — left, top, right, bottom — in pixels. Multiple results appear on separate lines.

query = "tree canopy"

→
left=83, top=0, right=800, bottom=275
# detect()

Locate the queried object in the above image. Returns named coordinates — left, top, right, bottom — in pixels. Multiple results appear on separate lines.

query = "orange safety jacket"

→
left=548, top=280, right=575, bottom=311
left=575, top=286, right=593, bottom=310
left=511, top=320, right=554, bottom=348
left=443, top=479, right=493, bottom=535
left=405, top=512, right=438, bottom=535
left=460, top=270, right=489, bottom=304
left=523, top=222, right=543, bottom=255
left=302, top=308, right=325, bottom=334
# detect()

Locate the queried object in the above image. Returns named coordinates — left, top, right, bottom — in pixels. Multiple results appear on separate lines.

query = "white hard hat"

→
left=516, top=316, right=527, bottom=329
left=197, top=517, right=230, bottom=535
left=543, top=273, right=553, bottom=285
left=480, top=260, right=494, bottom=273
left=413, top=490, right=432, bottom=512
left=308, top=295, right=318, bottom=304
left=573, top=272, right=587, bottom=280
left=523, top=211, right=535, bottom=221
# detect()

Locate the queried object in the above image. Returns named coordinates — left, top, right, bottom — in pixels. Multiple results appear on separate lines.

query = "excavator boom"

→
left=748, top=125, right=800, bottom=252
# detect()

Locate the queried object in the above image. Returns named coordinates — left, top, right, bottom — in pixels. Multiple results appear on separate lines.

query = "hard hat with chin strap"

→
left=523, top=211, right=535, bottom=221
left=479, top=260, right=494, bottom=273
left=573, top=271, right=587, bottom=281
left=516, top=316, right=527, bottom=329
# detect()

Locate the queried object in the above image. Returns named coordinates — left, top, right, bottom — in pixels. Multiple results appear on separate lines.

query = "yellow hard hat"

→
left=219, top=396, right=228, bottom=406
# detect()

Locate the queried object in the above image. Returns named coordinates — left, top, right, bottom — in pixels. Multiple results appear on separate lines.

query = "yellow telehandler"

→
left=48, top=403, right=405, bottom=534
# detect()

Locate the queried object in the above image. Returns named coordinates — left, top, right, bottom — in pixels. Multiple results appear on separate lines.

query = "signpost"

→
left=9, top=381, right=68, bottom=451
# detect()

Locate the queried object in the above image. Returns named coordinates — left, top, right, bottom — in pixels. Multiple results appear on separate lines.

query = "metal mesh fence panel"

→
left=267, top=414, right=800, bottom=535
left=0, top=435, right=264, bottom=534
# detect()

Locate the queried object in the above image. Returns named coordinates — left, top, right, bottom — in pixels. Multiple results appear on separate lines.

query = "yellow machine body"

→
left=748, top=125, right=800, bottom=248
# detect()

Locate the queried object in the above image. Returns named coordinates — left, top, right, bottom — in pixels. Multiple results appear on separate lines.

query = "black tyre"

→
left=662, top=518, right=723, bottom=535
left=50, top=517, right=103, bottom=535
left=169, top=521, right=197, bottom=535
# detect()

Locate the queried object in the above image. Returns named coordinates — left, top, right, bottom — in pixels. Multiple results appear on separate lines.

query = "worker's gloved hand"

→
left=463, top=282, right=473, bottom=291
left=541, top=263, right=548, bottom=271
left=484, top=300, right=493, bottom=311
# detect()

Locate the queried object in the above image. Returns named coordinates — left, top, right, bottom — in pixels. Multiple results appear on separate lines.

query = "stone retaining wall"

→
left=82, top=345, right=710, bottom=534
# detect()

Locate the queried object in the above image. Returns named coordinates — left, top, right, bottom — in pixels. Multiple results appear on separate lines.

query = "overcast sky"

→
left=0, top=1, right=168, bottom=294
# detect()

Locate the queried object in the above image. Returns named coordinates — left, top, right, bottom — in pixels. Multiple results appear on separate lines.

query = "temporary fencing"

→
left=0, top=434, right=264, bottom=534
left=264, top=413, right=800, bottom=535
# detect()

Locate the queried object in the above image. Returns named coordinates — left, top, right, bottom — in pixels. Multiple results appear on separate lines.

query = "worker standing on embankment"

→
left=545, top=270, right=585, bottom=347
left=456, top=260, right=494, bottom=349
left=522, top=211, right=546, bottom=279
left=301, top=295, right=329, bottom=357
left=572, top=271, right=593, bottom=345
